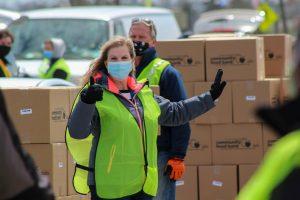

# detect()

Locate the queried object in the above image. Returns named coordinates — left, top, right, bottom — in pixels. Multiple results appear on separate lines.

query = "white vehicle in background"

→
left=0, top=8, right=27, bottom=29
left=0, top=9, right=75, bottom=87
left=193, top=9, right=265, bottom=35
left=6, top=6, right=182, bottom=84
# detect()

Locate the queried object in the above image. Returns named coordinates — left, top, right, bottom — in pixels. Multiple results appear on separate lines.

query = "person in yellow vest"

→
left=39, top=38, right=70, bottom=80
left=128, top=18, right=192, bottom=200
left=66, top=36, right=226, bottom=200
left=0, top=29, right=15, bottom=77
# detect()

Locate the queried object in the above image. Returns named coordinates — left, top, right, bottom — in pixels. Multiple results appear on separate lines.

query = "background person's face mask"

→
left=43, top=50, right=53, bottom=59
left=0, top=45, right=11, bottom=58
left=133, top=41, right=149, bottom=56
left=107, top=60, right=132, bottom=80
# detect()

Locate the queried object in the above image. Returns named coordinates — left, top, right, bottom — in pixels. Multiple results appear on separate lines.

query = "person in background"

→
left=66, top=36, right=226, bottom=200
left=0, top=29, right=18, bottom=77
left=39, top=38, right=70, bottom=80
left=129, top=18, right=191, bottom=200
left=237, top=29, right=300, bottom=200
left=0, top=90, right=54, bottom=200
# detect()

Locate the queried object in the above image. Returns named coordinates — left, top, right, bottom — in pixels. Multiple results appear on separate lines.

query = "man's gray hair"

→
left=131, top=18, right=157, bottom=39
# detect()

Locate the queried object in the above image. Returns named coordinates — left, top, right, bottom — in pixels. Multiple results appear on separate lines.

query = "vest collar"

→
left=93, top=72, right=145, bottom=95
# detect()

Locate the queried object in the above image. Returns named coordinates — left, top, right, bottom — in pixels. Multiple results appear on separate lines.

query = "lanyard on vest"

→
left=121, top=87, right=149, bottom=169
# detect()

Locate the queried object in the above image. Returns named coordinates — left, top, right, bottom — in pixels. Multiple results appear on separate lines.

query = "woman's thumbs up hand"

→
left=80, top=77, right=103, bottom=104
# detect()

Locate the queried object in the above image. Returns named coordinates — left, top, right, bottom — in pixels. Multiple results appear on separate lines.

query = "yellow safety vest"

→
left=137, top=57, right=170, bottom=86
left=39, top=58, right=70, bottom=80
left=66, top=81, right=161, bottom=198
left=0, top=59, right=11, bottom=77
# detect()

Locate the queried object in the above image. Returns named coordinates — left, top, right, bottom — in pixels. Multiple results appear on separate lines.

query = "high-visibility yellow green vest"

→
left=38, top=58, right=70, bottom=80
left=66, top=86, right=93, bottom=195
left=237, top=130, right=300, bottom=200
left=0, top=59, right=11, bottom=77
left=136, top=57, right=170, bottom=85
left=66, top=84, right=161, bottom=198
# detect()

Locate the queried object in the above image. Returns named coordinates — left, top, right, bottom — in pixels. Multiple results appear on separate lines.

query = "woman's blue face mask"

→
left=43, top=50, right=53, bottom=59
left=107, top=60, right=133, bottom=80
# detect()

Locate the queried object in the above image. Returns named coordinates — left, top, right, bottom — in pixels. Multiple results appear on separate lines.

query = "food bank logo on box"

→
left=271, top=96, right=280, bottom=106
left=189, top=138, right=208, bottom=150
left=216, top=138, right=258, bottom=149
left=163, top=55, right=202, bottom=67
left=51, top=108, right=67, bottom=121
left=265, top=50, right=282, bottom=61
left=210, top=54, right=253, bottom=66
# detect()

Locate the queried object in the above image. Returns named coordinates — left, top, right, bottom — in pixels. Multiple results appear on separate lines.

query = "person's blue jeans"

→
left=153, top=151, right=176, bottom=200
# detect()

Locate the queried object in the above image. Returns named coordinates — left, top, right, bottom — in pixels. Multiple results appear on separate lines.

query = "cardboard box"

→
left=78, top=194, right=91, bottom=200
left=238, top=164, right=258, bottom=190
left=23, top=143, right=67, bottom=197
left=57, top=195, right=80, bottom=200
left=57, top=195, right=91, bottom=200
left=69, top=87, right=81, bottom=110
left=198, top=165, right=237, bottom=200
left=212, top=124, right=263, bottom=164
left=264, top=78, right=292, bottom=103
left=189, top=33, right=237, bottom=39
left=263, top=124, right=279, bottom=154
left=194, top=82, right=232, bottom=124
left=185, top=125, right=212, bottom=165
left=184, top=82, right=195, bottom=123
left=260, top=34, right=294, bottom=77
left=232, top=80, right=280, bottom=123
left=184, top=82, right=194, bottom=98
left=2, top=87, right=69, bottom=143
left=205, top=37, right=265, bottom=81
left=176, top=166, right=198, bottom=200
left=156, top=39, right=205, bottom=82
left=150, top=86, right=160, bottom=96
left=68, top=152, right=77, bottom=195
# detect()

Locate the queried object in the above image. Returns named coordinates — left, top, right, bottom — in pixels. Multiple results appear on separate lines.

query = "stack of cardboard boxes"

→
left=1, top=87, right=90, bottom=199
left=156, top=33, right=293, bottom=200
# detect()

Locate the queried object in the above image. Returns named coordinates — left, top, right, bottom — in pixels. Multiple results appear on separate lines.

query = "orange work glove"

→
left=164, top=157, right=185, bottom=181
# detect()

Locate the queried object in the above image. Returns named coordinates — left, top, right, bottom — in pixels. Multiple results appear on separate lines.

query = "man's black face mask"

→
left=0, top=45, right=11, bottom=58
left=133, top=41, right=149, bottom=56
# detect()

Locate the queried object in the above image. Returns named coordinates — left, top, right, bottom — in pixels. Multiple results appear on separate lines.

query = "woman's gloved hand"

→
left=80, top=77, right=103, bottom=104
left=210, top=69, right=227, bottom=101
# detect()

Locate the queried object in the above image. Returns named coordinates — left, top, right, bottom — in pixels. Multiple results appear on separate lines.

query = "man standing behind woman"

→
left=129, top=18, right=198, bottom=200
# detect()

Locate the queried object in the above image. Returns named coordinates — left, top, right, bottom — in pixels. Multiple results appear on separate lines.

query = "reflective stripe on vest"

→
left=94, top=85, right=160, bottom=198
left=0, top=60, right=11, bottom=77
left=137, top=57, right=170, bottom=86
left=39, top=58, right=71, bottom=80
